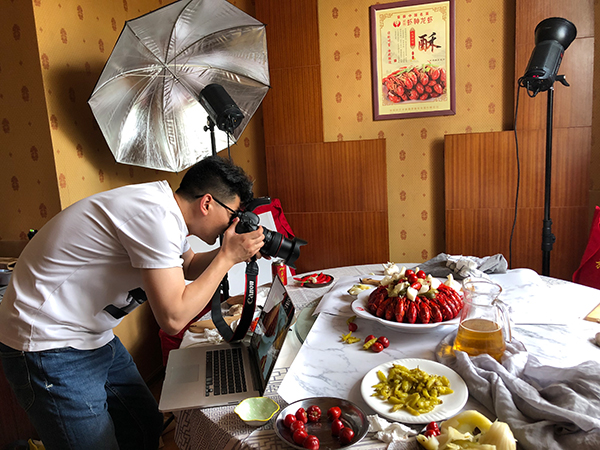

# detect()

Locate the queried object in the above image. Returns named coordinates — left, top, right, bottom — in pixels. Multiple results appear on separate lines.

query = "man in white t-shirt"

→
left=0, top=155, right=264, bottom=450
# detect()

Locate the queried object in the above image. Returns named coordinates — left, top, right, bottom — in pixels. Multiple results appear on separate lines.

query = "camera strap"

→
left=211, top=258, right=259, bottom=342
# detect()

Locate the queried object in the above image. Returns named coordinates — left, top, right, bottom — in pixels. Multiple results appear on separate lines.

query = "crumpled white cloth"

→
left=436, top=331, right=600, bottom=450
left=180, top=327, right=226, bottom=348
left=367, top=415, right=419, bottom=450
left=418, top=253, right=508, bottom=280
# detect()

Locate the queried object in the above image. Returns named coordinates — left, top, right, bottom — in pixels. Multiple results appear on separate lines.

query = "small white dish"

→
left=234, top=397, right=280, bottom=427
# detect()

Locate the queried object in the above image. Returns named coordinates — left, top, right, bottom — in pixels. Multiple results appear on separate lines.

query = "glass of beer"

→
left=453, top=278, right=511, bottom=362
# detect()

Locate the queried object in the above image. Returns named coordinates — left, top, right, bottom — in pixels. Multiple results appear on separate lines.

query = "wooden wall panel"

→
left=265, top=140, right=387, bottom=213
left=550, top=127, right=592, bottom=207
left=446, top=206, right=588, bottom=280
left=285, top=212, right=389, bottom=273
left=445, top=131, right=544, bottom=210
left=445, top=130, right=590, bottom=280
left=515, top=0, right=594, bottom=47
left=266, top=140, right=388, bottom=273
left=262, top=67, right=324, bottom=146
left=445, top=208, right=542, bottom=271
left=256, top=0, right=324, bottom=147
left=254, top=0, right=321, bottom=69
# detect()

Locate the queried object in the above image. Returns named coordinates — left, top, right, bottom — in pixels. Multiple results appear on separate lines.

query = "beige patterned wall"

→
left=1, top=0, right=266, bottom=251
left=318, top=0, right=516, bottom=263
left=1, top=0, right=266, bottom=378
left=1, top=0, right=62, bottom=246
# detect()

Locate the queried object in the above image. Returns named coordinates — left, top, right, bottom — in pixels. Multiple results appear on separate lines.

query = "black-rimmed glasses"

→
left=195, top=194, right=239, bottom=219
left=212, top=196, right=238, bottom=217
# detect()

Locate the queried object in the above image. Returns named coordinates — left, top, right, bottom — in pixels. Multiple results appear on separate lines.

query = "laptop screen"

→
left=249, top=276, right=295, bottom=393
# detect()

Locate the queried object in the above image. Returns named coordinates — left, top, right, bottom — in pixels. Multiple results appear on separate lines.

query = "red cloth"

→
left=254, top=198, right=295, bottom=239
left=573, top=206, right=600, bottom=290
left=253, top=198, right=297, bottom=275
left=159, top=303, right=211, bottom=366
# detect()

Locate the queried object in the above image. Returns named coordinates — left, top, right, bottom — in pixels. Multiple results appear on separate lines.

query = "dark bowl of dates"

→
left=275, top=396, right=369, bottom=449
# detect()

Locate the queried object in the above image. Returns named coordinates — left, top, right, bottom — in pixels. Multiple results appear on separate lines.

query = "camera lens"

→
left=260, top=228, right=307, bottom=269
left=261, top=229, right=282, bottom=257
left=232, top=204, right=307, bottom=269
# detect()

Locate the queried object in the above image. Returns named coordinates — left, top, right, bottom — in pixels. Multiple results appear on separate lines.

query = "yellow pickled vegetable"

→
left=441, top=410, right=492, bottom=435
left=416, top=434, right=440, bottom=450
left=478, top=421, right=517, bottom=450
left=416, top=410, right=517, bottom=450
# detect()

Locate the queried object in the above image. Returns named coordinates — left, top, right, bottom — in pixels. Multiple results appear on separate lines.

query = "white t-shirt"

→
left=0, top=181, right=190, bottom=352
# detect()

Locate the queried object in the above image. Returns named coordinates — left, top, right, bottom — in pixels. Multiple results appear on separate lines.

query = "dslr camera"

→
left=233, top=197, right=306, bottom=268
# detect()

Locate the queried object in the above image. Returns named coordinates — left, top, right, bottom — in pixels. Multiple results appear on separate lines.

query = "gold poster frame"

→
left=370, top=0, right=456, bottom=120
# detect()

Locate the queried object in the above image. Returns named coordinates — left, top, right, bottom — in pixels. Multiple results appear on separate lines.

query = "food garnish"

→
left=340, top=331, right=361, bottom=344
left=348, top=284, right=372, bottom=295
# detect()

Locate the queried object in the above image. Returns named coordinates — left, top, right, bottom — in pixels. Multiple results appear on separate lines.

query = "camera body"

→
left=233, top=197, right=306, bottom=269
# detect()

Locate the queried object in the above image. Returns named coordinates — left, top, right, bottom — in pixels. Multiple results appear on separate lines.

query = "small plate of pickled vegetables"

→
left=360, top=358, right=468, bottom=424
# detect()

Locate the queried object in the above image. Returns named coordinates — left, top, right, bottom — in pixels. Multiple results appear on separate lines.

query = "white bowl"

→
left=234, top=397, right=280, bottom=427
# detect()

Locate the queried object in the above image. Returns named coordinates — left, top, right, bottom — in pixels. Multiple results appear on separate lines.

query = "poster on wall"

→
left=370, top=0, right=455, bottom=120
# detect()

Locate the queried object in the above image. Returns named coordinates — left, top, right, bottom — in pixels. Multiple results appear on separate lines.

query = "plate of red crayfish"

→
left=350, top=270, right=464, bottom=333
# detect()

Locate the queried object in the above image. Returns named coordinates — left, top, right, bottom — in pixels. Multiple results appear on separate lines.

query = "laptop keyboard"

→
left=205, top=347, right=247, bottom=396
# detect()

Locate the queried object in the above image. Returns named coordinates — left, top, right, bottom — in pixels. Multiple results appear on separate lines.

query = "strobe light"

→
left=199, top=84, right=244, bottom=135
left=519, top=17, right=577, bottom=96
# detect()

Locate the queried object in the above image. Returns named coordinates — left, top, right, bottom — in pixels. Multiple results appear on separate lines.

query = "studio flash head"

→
left=199, top=84, right=244, bottom=134
left=519, top=17, right=577, bottom=96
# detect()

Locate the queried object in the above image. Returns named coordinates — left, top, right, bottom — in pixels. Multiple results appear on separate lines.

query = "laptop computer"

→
left=158, top=276, right=295, bottom=412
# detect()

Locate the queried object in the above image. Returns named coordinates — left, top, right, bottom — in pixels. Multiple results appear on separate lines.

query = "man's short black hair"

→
left=176, top=156, right=254, bottom=206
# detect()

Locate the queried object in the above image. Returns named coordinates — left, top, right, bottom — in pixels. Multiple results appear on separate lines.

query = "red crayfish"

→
left=382, top=64, right=447, bottom=104
left=366, top=282, right=463, bottom=324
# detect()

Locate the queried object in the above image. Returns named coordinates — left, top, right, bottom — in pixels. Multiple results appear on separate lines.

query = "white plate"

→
left=361, top=358, right=468, bottom=424
left=351, top=289, right=460, bottom=333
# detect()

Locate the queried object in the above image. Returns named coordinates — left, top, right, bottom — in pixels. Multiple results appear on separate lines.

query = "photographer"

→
left=0, top=155, right=264, bottom=450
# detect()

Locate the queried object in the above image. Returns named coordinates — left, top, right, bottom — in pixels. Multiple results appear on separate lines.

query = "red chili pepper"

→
left=294, top=273, right=321, bottom=285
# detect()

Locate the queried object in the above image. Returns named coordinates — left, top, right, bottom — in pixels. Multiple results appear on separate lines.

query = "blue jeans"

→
left=0, top=337, right=163, bottom=450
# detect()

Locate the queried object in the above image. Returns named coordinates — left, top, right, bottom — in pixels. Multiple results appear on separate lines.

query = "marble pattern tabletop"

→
left=174, top=263, right=600, bottom=450
left=278, top=265, right=600, bottom=438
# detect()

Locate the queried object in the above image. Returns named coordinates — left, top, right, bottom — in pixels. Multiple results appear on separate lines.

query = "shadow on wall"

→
left=48, top=65, right=112, bottom=170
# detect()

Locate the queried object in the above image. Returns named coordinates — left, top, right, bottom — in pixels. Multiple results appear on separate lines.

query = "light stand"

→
left=518, top=17, right=576, bottom=276
left=200, top=84, right=245, bottom=299
left=540, top=76, right=570, bottom=275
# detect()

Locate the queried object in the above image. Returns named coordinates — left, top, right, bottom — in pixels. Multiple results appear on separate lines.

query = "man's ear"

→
left=197, top=193, right=212, bottom=216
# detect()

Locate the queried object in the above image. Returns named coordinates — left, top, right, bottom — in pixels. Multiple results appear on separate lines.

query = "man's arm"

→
left=141, top=221, right=264, bottom=335
left=181, top=247, right=219, bottom=280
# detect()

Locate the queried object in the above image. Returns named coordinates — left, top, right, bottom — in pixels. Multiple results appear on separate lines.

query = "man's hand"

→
left=220, top=218, right=265, bottom=264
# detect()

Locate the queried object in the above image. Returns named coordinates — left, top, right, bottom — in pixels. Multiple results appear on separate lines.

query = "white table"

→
left=173, top=264, right=600, bottom=450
